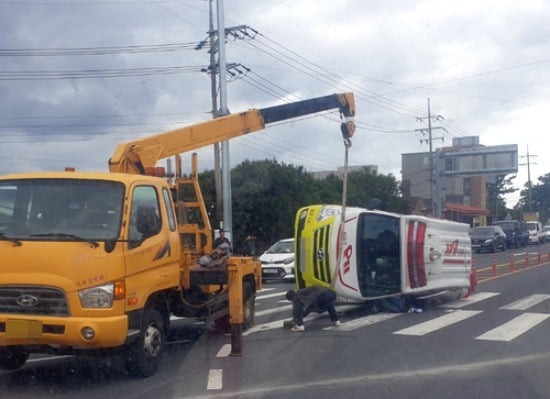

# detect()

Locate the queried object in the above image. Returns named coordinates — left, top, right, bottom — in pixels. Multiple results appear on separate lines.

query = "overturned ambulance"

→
left=294, top=205, right=475, bottom=302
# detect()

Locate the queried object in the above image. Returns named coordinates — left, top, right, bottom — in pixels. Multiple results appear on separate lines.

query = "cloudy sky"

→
left=1, top=0, right=549, bottom=206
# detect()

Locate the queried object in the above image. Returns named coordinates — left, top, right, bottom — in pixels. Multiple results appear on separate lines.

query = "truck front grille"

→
left=0, top=286, right=69, bottom=316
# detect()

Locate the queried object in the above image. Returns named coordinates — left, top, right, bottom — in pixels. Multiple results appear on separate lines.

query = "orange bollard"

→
left=492, top=253, right=497, bottom=276
left=538, top=253, right=541, bottom=265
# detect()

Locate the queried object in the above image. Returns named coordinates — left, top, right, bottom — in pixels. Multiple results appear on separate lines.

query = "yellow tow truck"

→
left=0, top=93, right=355, bottom=377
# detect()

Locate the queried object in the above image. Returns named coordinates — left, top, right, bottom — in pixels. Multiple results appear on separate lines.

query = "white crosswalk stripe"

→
left=324, top=313, right=403, bottom=332
left=393, top=310, right=482, bottom=336
left=441, top=292, right=500, bottom=309
left=256, top=291, right=287, bottom=301
left=499, top=294, right=550, bottom=310
left=255, top=304, right=292, bottom=317
left=476, top=313, right=550, bottom=342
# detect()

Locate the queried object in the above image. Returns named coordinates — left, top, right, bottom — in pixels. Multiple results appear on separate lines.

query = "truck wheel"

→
left=243, top=280, right=255, bottom=331
left=0, top=348, right=29, bottom=371
left=125, top=308, right=165, bottom=377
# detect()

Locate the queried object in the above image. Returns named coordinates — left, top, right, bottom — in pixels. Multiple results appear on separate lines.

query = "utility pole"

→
left=216, top=0, right=233, bottom=239
left=520, top=145, right=537, bottom=212
left=195, top=7, right=255, bottom=237
left=207, top=0, right=222, bottom=224
left=415, top=98, right=446, bottom=217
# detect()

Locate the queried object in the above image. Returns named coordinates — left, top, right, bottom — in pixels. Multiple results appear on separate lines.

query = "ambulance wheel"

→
left=0, top=348, right=29, bottom=371
left=125, top=308, right=165, bottom=377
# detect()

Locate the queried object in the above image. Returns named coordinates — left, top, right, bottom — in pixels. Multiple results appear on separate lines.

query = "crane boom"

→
left=108, top=92, right=355, bottom=174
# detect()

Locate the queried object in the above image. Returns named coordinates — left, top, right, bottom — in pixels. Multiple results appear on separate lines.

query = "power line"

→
left=0, top=65, right=204, bottom=80
left=0, top=42, right=205, bottom=56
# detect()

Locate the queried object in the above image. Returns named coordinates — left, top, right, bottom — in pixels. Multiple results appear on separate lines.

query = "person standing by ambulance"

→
left=286, top=286, right=340, bottom=332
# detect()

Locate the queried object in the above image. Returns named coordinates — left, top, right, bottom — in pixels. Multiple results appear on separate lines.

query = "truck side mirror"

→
left=136, top=205, right=161, bottom=239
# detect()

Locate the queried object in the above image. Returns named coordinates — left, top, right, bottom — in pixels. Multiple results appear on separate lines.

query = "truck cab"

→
left=0, top=172, right=182, bottom=373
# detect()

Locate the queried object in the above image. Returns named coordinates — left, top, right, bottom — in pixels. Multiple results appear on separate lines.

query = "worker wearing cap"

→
left=286, top=286, right=340, bottom=332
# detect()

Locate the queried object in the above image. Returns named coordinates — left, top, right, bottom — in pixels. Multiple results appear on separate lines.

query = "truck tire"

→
left=125, top=308, right=165, bottom=377
left=243, top=280, right=255, bottom=330
left=0, top=348, right=29, bottom=371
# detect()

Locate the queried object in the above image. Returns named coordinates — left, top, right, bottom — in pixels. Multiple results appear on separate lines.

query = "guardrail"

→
left=475, top=250, right=550, bottom=282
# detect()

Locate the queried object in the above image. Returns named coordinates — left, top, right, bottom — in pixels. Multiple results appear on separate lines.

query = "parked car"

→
left=541, top=225, right=550, bottom=243
left=470, top=225, right=507, bottom=253
left=259, top=238, right=295, bottom=282
left=491, top=220, right=528, bottom=248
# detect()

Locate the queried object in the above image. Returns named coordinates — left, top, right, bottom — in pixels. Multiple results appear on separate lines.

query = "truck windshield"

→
left=356, top=213, right=401, bottom=298
left=0, top=179, right=124, bottom=241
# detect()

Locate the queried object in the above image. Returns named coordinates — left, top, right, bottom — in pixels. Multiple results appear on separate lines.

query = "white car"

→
left=259, top=238, right=295, bottom=282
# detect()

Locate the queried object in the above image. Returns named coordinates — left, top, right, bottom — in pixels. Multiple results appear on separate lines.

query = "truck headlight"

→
left=79, top=283, right=114, bottom=308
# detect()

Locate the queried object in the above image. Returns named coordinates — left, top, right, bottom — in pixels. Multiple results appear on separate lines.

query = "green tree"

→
left=518, top=172, right=550, bottom=223
left=487, top=175, right=517, bottom=221
left=346, top=171, right=409, bottom=213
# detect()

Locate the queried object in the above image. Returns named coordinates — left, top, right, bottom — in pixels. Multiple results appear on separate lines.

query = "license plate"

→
left=263, top=268, right=277, bottom=274
left=6, top=319, right=42, bottom=339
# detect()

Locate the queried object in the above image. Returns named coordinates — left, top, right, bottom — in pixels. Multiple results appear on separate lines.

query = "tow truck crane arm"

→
left=108, top=92, right=355, bottom=174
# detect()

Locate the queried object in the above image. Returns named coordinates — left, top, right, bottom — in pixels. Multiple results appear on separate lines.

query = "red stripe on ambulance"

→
left=407, top=221, right=427, bottom=288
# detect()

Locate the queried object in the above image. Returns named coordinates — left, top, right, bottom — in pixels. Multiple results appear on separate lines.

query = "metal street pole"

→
left=216, top=0, right=232, bottom=239
left=208, top=0, right=222, bottom=225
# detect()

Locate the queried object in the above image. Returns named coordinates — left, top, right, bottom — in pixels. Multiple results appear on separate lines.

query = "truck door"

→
left=356, top=213, right=401, bottom=298
left=123, top=184, right=180, bottom=301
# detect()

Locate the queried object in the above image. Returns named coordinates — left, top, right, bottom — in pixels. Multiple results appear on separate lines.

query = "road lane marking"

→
left=476, top=313, right=550, bottom=342
left=256, top=291, right=286, bottom=300
left=216, top=344, right=232, bottom=358
left=323, top=313, right=403, bottom=331
left=499, top=294, right=550, bottom=310
left=27, top=355, right=73, bottom=364
left=207, top=369, right=223, bottom=390
left=441, top=292, right=500, bottom=308
left=257, top=287, right=275, bottom=293
left=393, top=310, right=482, bottom=336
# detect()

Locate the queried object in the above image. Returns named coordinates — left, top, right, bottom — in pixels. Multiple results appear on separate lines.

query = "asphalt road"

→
left=2, top=244, right=550, bottom=399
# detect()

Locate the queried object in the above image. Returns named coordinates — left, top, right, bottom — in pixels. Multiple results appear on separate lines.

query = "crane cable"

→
left=330, top=119, right=355, bottom=289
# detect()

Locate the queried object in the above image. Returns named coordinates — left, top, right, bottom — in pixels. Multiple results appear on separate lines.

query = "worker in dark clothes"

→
left=286, top=286, right=341, bottom=332
left=213, top=230, right=232, bottom=253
